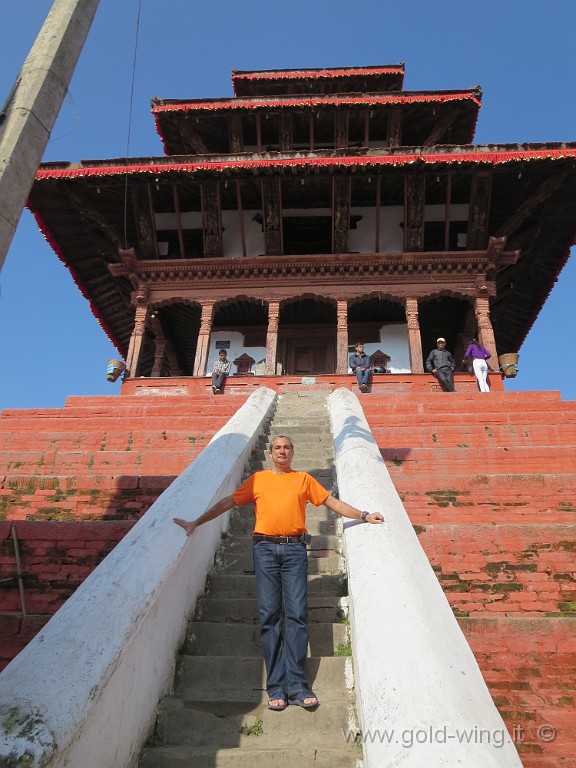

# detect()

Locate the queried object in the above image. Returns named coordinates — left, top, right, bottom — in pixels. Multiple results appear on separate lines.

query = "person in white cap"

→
left=425, top=337, right=456, bottom=392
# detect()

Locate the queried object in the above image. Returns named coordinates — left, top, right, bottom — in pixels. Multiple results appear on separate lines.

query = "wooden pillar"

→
left=261, top=178, right=283, bottom=256
left=201, top=181, right=223, bottom=257
left=336, top=300, right=349, bottom=375
left=474, top=296, right=497, bottom=362
left=125, top=286, right=150, bottom=378
left=333, top=176, right=351, bottom=254
left=193, top=300, right=215, bottom=376
left=151, top=339, right=167, bottom=378
left=404, top=174, right=425, bottom=252
left=388, top=107, right=402, bottom=147
left=265, top=300, right=280, bottom=375
left=405, top=297, right=424, bottom=373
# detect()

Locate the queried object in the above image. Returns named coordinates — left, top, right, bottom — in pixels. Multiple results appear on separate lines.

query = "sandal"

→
left=267, top=697, right=287, bottom=711
left=288, top=691, right=319, bottom=709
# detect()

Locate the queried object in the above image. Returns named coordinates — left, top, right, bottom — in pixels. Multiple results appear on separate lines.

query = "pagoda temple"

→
left=27, top=64, right=576, bottom=382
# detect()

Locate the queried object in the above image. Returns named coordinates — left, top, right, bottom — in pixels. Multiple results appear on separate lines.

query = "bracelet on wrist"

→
left=361, top=510, right=369, bottom=522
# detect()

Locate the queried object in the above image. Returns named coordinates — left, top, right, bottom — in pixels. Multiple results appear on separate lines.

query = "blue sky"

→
left=0, top=0, right=575, bottom=408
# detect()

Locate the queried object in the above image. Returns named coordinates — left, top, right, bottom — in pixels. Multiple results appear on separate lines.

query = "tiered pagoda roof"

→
left=27, top=65, right=576, bottom=371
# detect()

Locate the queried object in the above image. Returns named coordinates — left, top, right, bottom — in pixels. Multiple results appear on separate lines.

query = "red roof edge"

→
left=518, top=239, right=576, bottom=349
left=151, top=91, right=480, bottom=115
left=153, top=112, right=170, bottom=156
left=27, top=203, right=127, bottom=356
left=231, top=65, right=405, bottom=94
left=34, top=147, right=576, bottom=181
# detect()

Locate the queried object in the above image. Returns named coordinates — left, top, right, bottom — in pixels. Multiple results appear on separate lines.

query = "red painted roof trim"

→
left=232, top=67, right=404, bottom=82
left=35, top=148, right=576, bottom=181
left=29, top=207, right=126, bottom=355
left=152, top=92, right=480, bottom=114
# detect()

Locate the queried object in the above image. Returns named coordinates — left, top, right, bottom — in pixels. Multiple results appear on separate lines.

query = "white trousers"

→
left=472, top=358, right=490, bottom=392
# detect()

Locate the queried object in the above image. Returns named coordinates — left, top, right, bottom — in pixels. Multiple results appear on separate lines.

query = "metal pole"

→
left=0, top=0, right=101, bottom=272
left=11, top=525, right=27, bottom=617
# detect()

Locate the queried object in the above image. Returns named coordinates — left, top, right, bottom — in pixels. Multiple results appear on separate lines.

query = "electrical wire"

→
left=123, top=0, right=143, bottom=249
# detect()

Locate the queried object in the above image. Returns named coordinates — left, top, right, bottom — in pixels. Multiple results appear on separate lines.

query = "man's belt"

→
left=253, top=533, right=310, bottom=544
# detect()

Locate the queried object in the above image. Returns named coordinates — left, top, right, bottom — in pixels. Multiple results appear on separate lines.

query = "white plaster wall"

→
left=350, top=324, right=411, bottom=374
left=206, top=330, right=265, bottom=376
left=327, top=387, right=522, bottom=768
left=0, top=387, right=277, bottom=768
left=349, top=203, right=469, bottom=254
left=222, top=210, right=265, bottom=258
left=155, top=203, right=468, bottom=259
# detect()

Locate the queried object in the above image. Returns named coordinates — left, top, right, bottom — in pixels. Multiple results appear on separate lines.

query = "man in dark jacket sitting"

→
left=349, top=342, right=372, bottom=393
left=425, top=337, right=456, bottom=392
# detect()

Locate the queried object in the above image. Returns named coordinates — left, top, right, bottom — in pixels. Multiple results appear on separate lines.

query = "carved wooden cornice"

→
left=108, top=249, right=517, bottom=301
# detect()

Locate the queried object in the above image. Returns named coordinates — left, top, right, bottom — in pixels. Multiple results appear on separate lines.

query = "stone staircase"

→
left=139, top=392, right=363, bottom=768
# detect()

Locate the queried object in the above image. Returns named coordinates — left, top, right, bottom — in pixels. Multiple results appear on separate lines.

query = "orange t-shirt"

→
left=232, top=470, right=330, bottom=536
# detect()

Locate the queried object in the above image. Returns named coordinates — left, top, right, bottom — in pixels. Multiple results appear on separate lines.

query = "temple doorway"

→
left=278, top=298, right=337, bottom=375
left=286, top=337, right=335, bottom=375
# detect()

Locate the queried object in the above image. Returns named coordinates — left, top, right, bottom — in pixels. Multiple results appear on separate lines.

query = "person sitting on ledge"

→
left=211, top=349, right=231, bottom=394
left=425, top=337, right=456, bottom=392
left=349, top=342, right=372, bottom=393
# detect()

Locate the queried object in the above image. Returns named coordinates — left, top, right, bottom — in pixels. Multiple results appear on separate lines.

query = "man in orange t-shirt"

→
left=174, top=435, right=384, bottom=711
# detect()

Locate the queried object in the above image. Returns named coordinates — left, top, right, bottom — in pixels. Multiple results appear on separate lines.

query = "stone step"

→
left=250, top=449, right=334, bottom=464
left=221, top=532, right=340, bottom=552
left=247, top=460, right=334, bottom=473
left=205, top=573, right=346, bottom=599
left=139, top=744, right=360, bottom=768
left=183, top=621, right=349, bottom=657
left=196, top=596, right=347, bottom=624
left=173, top=655, right=352, bottom=702
left=245, top=463, right=334, bottom=480
left=214, top=550, right=343, bottom=576
left=228, top=512, right=339, bottom=537
left=152, top=697, right=357, bottom=749
left=137, top=393, right=361, bottom=768
left=255, top=433, right=333, bottom=445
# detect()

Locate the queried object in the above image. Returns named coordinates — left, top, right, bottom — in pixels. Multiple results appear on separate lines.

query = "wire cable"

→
left=123, top=0, right=143, bottom=249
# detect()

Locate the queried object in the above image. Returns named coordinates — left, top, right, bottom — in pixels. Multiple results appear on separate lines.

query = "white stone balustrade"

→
left=0, top=387, right=277, bottom=768
left=328, top=387, right=522, bottom=768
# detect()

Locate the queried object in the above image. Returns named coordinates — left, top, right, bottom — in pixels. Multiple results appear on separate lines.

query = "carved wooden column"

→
left=404, top=174, right=425, bottom=251
left=201, top=181, right=223, bottom=257
left=388, top=107, right=402, bottom=147
left=228, top=114, right=244, bottom=152
left=405, top=297, right=424, bottom=373
left=279, top=113, right=293, bottom=151
left=336, top=300, right=349, bottom=374
left=265, top=300, right=280, bottom=375
left=334, top=109, right=349, bottom=149
left=467, top=171, right=493, bottom=250
left=333, top=177, right=351, bottom=254
left=261, top=178, right=283, bottom=256
left=131, top=183, right=157, bottom=259
left=474, top=296, right=497, bottom=362
left=193, top=300, right=215, bottom=376
left=151, top=339, right=167, bottom=377
left=125, top=284, right=150, bottom=378
left=164, top=347, right=181, bottom=376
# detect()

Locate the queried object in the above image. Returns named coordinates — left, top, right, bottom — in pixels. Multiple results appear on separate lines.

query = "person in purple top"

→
left=463, top=338, right=491, bottom=392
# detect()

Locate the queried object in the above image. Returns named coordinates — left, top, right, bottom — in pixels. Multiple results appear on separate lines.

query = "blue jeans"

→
left=354, top=368, right=371, bottom=386
left=252, top=541, right=309, bottom=698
